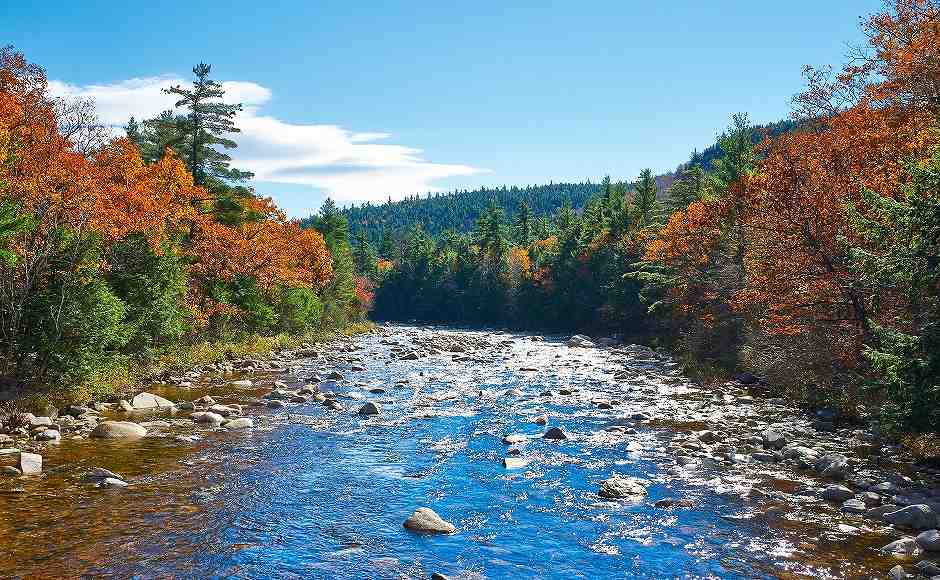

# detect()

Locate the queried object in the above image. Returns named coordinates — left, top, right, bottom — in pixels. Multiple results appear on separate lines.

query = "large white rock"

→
left=91, top=421, right=147, bottom=439
left=403, top=508, right=456, bottom=534
left=131, top=392, right=176, bottom=410
left=18, top=452, right=42, bottom=475
left=223, top=417, right=254, bottom=430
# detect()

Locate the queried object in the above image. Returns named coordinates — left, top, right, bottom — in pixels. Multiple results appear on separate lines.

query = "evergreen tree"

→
left=514, top=200, right=533, bottom=245
left=632, top=168, right=660, bottom=228
left=163, top=63, right=252, bottom=188
left=353, top=230, right=378, bottom=279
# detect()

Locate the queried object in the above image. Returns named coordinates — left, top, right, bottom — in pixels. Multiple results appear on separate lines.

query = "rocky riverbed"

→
left=1, top=325, right=939, bottom=578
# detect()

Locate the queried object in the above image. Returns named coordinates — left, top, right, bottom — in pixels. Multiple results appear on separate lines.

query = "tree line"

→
left=353, top=0, right=940, bottom=435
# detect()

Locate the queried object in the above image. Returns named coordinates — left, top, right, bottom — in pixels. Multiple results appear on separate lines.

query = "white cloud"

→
left=48, top=76, right=486, bottom=205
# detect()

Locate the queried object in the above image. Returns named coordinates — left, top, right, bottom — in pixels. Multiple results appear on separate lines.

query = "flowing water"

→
left=0, top=326, right=921, bottom=579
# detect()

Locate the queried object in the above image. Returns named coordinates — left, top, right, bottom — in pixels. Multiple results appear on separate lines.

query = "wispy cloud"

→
left=48, top=76, right=486, bottom=204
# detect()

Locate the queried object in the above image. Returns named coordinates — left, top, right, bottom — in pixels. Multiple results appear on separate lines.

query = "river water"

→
left=0, top=326, right=922, bottom=578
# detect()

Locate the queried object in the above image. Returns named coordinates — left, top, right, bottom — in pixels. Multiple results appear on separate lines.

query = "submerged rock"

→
left=403, top=507, right=455, bottom=534
left=91, top=421, right=147, bottom=439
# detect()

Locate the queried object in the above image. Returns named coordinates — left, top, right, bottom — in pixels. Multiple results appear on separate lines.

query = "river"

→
left=0, top=325, right=931, bottom=578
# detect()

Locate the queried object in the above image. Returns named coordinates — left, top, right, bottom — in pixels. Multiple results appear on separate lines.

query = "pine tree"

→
left=353, top=230, right=378, bottom=279
left=163, top=63, right=252, bottom=188
left=632, top=169, right=660, bottom=228
left=514, top=200, right=533, bottom=245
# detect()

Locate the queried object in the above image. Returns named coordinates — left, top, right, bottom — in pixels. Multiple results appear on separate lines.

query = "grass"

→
left=13, top=320, right=375, bottom=413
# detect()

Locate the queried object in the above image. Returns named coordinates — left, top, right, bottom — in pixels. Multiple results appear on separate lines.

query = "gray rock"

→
left=881, top=537, right=921, bottom=556
left=814, top=453, right=849, bottom=479
left=885, top=505, right=938, bottom=530
left=841, top=498, right=868, bottom=514
left=358, top=402, right=381, bottom=416
left=566, top=335, right=595, bottom=348
left=85, top=467, right=123, bottom=481
left=131, top=392, right=175, bottom=410
left=598, top=476, right=647, bottom=499
left=18, top=452, right=41, bottom=475
left=916, top=529, right=940, bottom=552
left=28, top=415, right=53, bottom=427
left=403, top=507, right=455, bottom=534
left=888, top=564, right=905, bottom=580
left=209, top=404, right=241, bottom=417
left=543, top=427, right=568, bottom=440
left=822, top=484, right=854, bottom=502
left=91, top=421, right=147, bottom=439
left=761, top=429, right=786, bottom=450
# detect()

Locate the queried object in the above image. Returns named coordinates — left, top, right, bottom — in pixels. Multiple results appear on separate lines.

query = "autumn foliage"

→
left=0, top=47, right=337, bottom=387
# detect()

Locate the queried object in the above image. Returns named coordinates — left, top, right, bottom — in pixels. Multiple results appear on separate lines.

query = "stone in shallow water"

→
left=885, top=505, right=938, bottom=530
left=502, top=434, right=527, bottom=445
left=98, top=477, right=128, bottom=488
left=91, top=421, right=147, bottom=439
left=191, top=412, right=225, bottom=427
left=224, top=417, right=254, bottom=430
left=543, top=427, right=568, bottom=440
left=358, top=402, right=381, bottom=416
left=598, top=476, right=647, bottom=500
left=85, top=467, right=123, bottom=481
left=822, top=484, right=854, bottom=502
left=403, top=508, right=455, bottom=534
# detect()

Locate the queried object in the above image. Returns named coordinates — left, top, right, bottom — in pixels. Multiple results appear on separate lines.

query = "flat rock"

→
left=131, top=392, right=175, bottom=410
left=502, top=457, right=528, bottom=469
left=91, top=421, right=147, bottom=439
left=18, top=452, right=42, bottom=475
left=403, top=507, right=455, bottom=534
left=224, top=417, right=254, bottom=430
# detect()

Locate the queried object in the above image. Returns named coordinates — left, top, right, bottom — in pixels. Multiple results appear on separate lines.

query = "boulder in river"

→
left=91, top=421, right=147, bottom=439
left=760, top=429, right=786, bottom=450
left=502, top=457, right=528, bottom=469
left=223, top=417, right=254, bottom=430
left=85, top=467, right=123, bottom=482
left=598, top=475, right=647, bottom=499
left=543, top=427, right=568, bottom=440
left=191, top=412, right=225, bottom=427
left=821, top=484, right=854, bottom=502
left=358, top=402, right=381, bottom=416
left=18, top=452, right=41, bottom=475
left=502, top=434, right=527, bottom=445
left=403, top=507, right=455, bottom=534
left=885, top=505, right=938, bottom=530
left=916, top=529, right=940, bottom=552
left=566, top=335, right=595, bottom=348
left=131, top=392, right=175, bottom=410
left=814, top=453, right=849, bottom=479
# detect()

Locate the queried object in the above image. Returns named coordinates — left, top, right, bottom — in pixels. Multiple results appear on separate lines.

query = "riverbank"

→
left=1, top=325, right=938, bottom=578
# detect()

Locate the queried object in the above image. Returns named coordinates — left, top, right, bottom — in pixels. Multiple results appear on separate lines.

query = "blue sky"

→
left=3, top=0, right=880, bottom=217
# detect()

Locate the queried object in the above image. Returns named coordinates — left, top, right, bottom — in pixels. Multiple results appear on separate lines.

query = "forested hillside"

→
left=338, top=119, right=799, bottom=245
left=339, top=182, right=599, bottom=246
